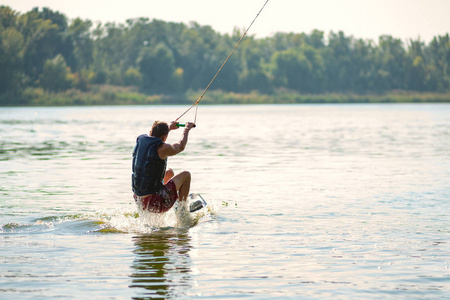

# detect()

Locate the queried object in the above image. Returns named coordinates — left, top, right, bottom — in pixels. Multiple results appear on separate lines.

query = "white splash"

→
left=98, top=195, right=217, bottom=234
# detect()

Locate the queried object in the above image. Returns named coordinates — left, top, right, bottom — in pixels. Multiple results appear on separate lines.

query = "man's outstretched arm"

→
left=158, top=122, right=195, bottom=159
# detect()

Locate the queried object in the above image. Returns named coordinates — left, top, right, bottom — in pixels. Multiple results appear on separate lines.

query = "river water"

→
left=1, top=104, right=449, bottom=299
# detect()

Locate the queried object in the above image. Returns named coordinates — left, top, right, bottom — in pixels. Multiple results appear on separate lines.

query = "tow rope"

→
left=176, top=0, right=270, bottom=127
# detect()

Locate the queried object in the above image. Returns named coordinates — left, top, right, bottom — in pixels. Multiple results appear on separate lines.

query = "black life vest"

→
left=132, top=135, right=167, bottom=196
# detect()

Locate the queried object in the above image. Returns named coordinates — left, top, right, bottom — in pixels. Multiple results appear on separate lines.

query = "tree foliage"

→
left=1, top=5, right=450, bottom=104
left=39, top=54, right=72, bottom=91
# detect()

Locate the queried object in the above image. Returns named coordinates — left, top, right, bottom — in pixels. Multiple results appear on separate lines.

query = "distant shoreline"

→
left=2, top=85, right=450, bottom=107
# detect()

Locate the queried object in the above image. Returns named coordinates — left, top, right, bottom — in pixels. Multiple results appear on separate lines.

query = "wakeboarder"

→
left=132, top=121, right=195, bottom=213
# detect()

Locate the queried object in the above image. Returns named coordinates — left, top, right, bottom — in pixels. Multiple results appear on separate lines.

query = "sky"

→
left=2, top=0, right=449, bottom=43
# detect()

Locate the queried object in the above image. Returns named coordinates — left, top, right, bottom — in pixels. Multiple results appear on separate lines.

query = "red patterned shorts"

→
left=133, top=179, right=178, bottom=213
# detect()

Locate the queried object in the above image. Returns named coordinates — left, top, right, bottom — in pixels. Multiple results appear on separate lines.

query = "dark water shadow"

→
left=129, top=229, right=193, bottom=299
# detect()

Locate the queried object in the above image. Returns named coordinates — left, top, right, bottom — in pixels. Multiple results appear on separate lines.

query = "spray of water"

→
left=1, top=196, right=218, bottom=235
left=96, top=196, right=218, bottom=234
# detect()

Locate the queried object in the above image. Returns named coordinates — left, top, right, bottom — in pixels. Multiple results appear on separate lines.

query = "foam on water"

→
left=1, top=197, right=218, bottom=236
left=97, top=194, right=218, bottom=233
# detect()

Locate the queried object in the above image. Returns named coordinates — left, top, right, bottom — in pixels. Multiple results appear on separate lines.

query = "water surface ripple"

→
left=1, top=104, right=449, bottom=299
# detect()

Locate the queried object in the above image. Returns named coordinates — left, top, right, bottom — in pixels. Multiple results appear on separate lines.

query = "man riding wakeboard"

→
left=132, top=121, right=195, bottom=213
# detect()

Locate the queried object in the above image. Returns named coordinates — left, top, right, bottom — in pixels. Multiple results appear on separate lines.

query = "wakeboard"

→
left=188, top=193, right=207, bottom=213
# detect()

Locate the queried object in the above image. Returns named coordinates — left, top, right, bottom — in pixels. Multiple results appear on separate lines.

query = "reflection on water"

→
left=130, top=230, right=192, bottom=299
left=1, top=104, right=449, bottom=299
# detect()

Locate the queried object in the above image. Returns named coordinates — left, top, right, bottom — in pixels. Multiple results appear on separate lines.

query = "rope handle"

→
left=176, top=123, right=196, bottom=128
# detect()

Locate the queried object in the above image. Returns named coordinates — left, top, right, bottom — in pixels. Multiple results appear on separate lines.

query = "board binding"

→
left=189, top=193, right=207, bottom=213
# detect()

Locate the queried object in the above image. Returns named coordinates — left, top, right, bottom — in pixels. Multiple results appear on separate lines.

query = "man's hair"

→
left=150, top=121, right=169, bottom=138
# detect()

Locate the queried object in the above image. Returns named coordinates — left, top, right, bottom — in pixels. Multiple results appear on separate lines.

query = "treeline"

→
left=1, top=6, right=450, bottom=105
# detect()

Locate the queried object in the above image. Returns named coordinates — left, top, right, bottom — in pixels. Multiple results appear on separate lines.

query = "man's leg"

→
left=171, top=171, right=193, bottom=227
left=164, top=168, right=174, bottom=184
left=171, top=171, right=191, bottom=202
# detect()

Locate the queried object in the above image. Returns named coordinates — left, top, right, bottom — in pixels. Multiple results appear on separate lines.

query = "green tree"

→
left=68, top=18, right=93, bottom=71
left=92, top=22, right=127, bottom=85
left=304, top=29, right=325, bottom=49
left=211, top=29, right=242, bottom=92
left=39, top=54, right=72, bottom=91
left=375, top=35, right=408, bottom=90
left=17, top=10, right=57, bottom=82
left=324, top=31, right=356, bottom=92
left=351, top=39, right=378, bottom=92
left=0, top=6, right=24, bottom=95
left=406, top=39, right=428, bottom=91
left=124, top=67, right=142, bottom=86
left=238, top=43, right=270, bottom=93
left=0, top=5, right=17, bottom=28
left=428, top=34, right=450, bottom=91
left=15, top=7, right=71, bottom=84
left=178, top=22, right=222, bottom=91
left=36, top=8, right=75, bottom=71
left=2, top=5, right=450, bottom=103
left=272, top=45, right=324, bottom=93
left=138, top=43, right=175, bottom=93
